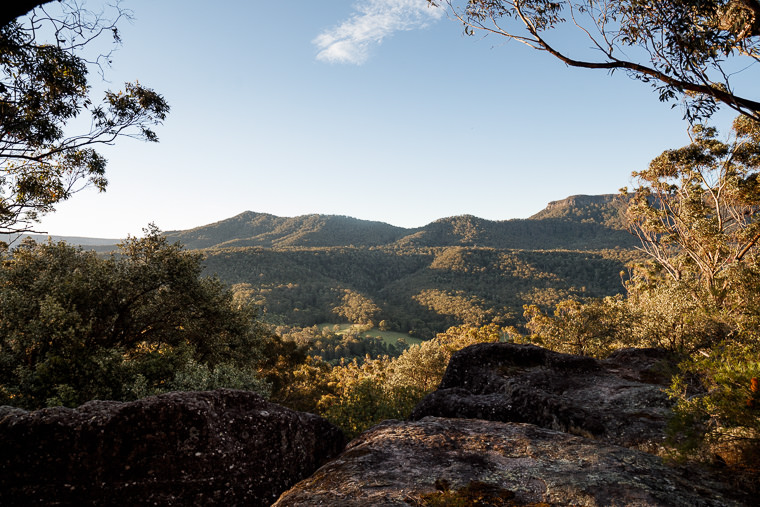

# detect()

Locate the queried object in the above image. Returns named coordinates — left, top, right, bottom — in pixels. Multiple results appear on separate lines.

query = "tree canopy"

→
left=430, top=0, right=760, bottom=121
left=517, top=115, right=760, bottom=467
left=0, top=1, right=168, bottom=234
left=626, top=116, right=760, bottom=302
left=0, top=228, right=271, bottom=409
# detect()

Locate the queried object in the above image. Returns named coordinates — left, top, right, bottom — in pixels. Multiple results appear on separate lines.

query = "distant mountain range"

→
left=6, top=194, right=641, bottom=337
left=4, top=193, right=633, bottom=251
left=0, top=233, right=120, bottom=249
left=164, top=194, right=636, bottom=251
left=165, top=194, right=641, bottom=336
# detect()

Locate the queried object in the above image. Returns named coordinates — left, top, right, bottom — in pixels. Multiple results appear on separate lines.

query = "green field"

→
left=319, top=323, right=424, bottom=348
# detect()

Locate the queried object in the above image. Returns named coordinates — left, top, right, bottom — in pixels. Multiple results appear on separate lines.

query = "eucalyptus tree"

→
left=0, top=228, right=270, bottom=409
left=429, top=0, right=760, bottom=121
left=626, top=115, right=760, bottom=305
left=0, top=1, right=168, bottom=234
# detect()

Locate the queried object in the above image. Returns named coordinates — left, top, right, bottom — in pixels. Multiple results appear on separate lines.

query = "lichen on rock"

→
left=274, top=417, right=743, bottom=506
left=410, top=343, right=673, bottom=452
left=0, top=389, right=345, bottom=506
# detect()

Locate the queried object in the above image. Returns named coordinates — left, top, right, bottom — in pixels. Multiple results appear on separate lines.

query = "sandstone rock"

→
left=411, top=343, right=673, bottom=451
left=0, top=389, right=345, bottom=506
left=274, top=417, right=743, bottom=506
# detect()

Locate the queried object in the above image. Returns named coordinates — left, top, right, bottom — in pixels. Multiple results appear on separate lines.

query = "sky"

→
left=33, top=0, right=741, bottom=238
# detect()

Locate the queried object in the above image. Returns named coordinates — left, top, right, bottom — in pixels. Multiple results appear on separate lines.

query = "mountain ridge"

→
left=5, top=194, right=640, bottom=337
left=6, top=194, right=632, bottom=251
left=170, top=193, right=640, bottom=336
left=165, top=194, right=636, bottom=251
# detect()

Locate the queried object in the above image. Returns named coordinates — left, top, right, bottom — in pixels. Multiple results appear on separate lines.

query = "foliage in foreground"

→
left=0, top=3, right=168, bottom=234
left=273, top=324, right=505, bottom=438
left=520, top=273, right=760, bottom=469
left=668, top=342, right=760, bottom=465
left=431, top=0, right=760, bottom=122
left=0, top=228, right=270, bottom=409
left=519, top=117, right=760, bottom=470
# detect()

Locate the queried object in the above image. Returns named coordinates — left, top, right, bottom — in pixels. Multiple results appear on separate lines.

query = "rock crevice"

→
left=274, top=417, right=741, bottom=506
left=411, top=343, right=673, bottom=451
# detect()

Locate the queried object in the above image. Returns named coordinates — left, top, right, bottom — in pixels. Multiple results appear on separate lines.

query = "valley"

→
left=169, top=194, right=642, bottom=338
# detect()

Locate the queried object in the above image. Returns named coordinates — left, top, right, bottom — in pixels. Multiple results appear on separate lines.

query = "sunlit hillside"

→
left=181, top=195, right=642, bottom=338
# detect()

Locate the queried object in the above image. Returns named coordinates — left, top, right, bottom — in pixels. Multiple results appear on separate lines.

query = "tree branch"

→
left=513, top=4, right=760, bottom=121
left=735, top=231, right=760, bottom=261
left=437, top=0, right=760, bottom=121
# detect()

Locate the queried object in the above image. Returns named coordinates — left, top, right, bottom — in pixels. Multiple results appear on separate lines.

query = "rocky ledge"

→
left=0, top=389, right=345, bottom=506
left=276, top=344, right=751, bottom=505
left=274, top=417, right=741, bottom=506
left=411, top=343, right=673, bottom=452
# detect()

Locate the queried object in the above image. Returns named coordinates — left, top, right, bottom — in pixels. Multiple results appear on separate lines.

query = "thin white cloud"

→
left=314, top=0, right=443, bottom=64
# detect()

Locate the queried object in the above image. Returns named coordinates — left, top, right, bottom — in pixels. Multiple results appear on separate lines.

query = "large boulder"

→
left=0, top=389, right=345, bottom=506
left=274, top=417, right=744, bottom=506
left=411, top=343, right=673, bottom=451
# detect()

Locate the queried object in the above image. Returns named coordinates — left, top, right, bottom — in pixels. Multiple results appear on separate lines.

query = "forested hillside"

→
left=165, top=194, right=638, bottom=250
left=529, top=194, right=632, bottom=229
left=182, top=195, right=641, bottom=337
left=164, top=213, right=411, bottom=249
left=205, top=246, right=636, bottom=337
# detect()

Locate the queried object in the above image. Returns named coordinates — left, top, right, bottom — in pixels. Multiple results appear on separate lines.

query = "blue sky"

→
left=36, top=0, right=732, bottom=238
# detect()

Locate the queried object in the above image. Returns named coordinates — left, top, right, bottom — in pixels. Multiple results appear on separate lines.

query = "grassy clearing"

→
left=319, top=323, right=424, bottom=347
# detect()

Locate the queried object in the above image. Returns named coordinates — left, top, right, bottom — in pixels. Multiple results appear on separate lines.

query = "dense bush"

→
left=0, top=228, right=270, bottom=409
left=518, top=269, right=760, bottom=474
left=668, top=342, right=760, bottom=466
left=310, top=324, right=504, bottom=438
left=518, top=117, right=760, bottom=472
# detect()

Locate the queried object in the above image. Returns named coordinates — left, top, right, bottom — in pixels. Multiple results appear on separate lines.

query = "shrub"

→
left=0, top=228, right=270, bottom=408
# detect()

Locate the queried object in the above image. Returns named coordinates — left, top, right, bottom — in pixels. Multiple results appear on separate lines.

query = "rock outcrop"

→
left=274, top=417, right=742, bottom=506
left=0, top=389, right=345, bottom=506
left=410, top=343, right=673, bottom=452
